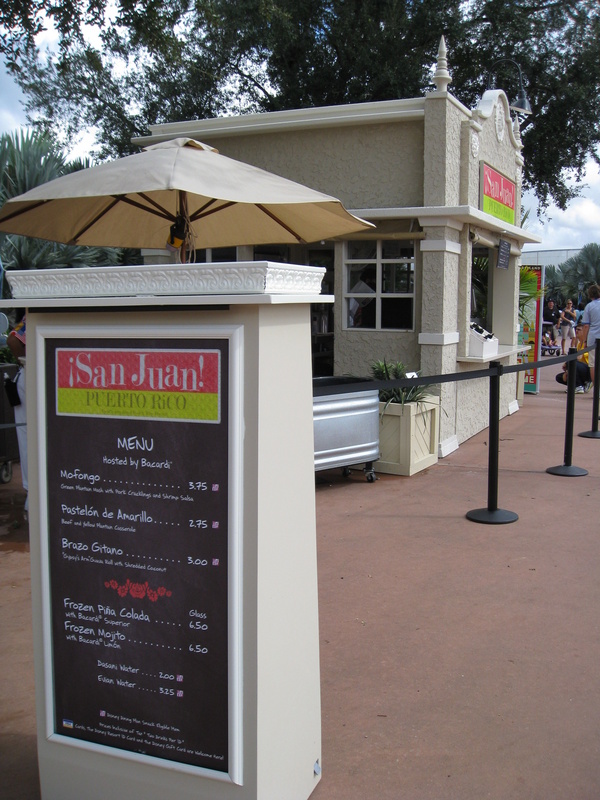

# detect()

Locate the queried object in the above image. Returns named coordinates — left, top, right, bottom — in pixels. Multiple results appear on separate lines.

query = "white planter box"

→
left=376, top=395, right=440, bottom=476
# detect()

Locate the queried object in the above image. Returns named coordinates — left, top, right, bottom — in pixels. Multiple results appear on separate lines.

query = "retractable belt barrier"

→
left=313, top=338, right=600, bottom=526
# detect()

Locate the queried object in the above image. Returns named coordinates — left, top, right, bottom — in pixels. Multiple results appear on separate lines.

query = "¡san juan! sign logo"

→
left=56, top=348, right=221, bottom=423
left=481, top=163, right=516, bottom=226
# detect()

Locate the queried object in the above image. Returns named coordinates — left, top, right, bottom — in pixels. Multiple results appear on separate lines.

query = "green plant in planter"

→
left=370, top=360, right=429, bottom=410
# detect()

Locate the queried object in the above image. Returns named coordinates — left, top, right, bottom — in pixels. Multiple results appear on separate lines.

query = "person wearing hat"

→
left=543, top=299, right=560, bottom=344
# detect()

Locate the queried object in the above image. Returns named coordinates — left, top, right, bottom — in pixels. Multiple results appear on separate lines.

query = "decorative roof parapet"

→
left=512, top=115, right=522, bottom=146
left=474, top=90, right=523, bottom=151
left=432, top=36, right=452, bottom=93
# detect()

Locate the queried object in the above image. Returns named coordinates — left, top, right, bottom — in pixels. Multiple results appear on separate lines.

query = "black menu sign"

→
left=496, top=238, right=511, bottom=270
left=45, top=337, right=230, bottom=772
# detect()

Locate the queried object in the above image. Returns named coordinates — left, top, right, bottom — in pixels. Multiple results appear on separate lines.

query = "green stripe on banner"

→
left=483, top=195, right=515, bottom=225
left=57, top=388, right=219, bottom=421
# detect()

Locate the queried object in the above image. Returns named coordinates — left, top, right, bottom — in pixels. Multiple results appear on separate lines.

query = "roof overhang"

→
left=132, top=98, right=426, bottom=146
left=350, top=205, right=542, bottom=245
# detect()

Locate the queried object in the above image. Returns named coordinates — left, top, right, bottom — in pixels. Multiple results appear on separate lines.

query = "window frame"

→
left=343, top=239, right=415, bottom=331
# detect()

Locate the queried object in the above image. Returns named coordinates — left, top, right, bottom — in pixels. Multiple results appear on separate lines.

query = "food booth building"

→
left=134, top=39, right=541, bottom=456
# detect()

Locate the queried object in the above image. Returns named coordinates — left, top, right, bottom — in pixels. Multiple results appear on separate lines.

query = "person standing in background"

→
left=559, top=299, right=577, bottom=354
left=543, top=299, right=560, bottom=344
left=582, top=285, right=600, bottom=386
left=7, top=315, right=27, bottom=519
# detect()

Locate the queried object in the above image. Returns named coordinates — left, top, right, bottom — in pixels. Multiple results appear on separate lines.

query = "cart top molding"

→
left=1, top=261, right=332, bottom=307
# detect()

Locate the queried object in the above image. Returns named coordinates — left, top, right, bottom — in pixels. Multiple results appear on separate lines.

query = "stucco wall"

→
left=423, top=95, right=467, bottom=207
left=333, top=328, right=422, bottom=378
left=194, top=122, right=424, bottom=210
left=455, top=372, right=518, bottom=443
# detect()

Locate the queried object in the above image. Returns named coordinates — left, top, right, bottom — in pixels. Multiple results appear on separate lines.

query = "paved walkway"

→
left=2, top=363, right=600, bottom=799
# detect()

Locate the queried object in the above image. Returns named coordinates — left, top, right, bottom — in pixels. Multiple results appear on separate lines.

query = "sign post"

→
left=7, top=262, right=327, bottom=800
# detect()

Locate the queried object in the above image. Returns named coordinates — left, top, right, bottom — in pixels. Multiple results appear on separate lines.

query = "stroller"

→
left=541, top=322, right=560, bottom=356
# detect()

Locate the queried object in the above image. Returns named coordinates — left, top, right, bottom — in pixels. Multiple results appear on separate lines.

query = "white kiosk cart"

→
left=5, top=261, right=327, bottom=800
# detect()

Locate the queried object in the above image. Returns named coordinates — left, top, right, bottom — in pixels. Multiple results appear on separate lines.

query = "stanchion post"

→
left=579, top=337, right=600, bottom=439
left=466, top=361, right=518, bottom=524
left=547, top=349, right=588, bottom=475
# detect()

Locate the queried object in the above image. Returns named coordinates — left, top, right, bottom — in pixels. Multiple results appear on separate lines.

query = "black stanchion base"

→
left=466, top=508, right=519, bottom=524
left=546, top=464, right=588, bottom=476
left=578, top=430, right=600, bottom=439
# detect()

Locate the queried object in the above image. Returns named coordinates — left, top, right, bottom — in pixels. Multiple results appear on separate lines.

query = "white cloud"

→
left=585, top=166, right=600, bottom=188
left=563, top=197, right=600, bottom=227
left=523, top=157, right=600, bottom=253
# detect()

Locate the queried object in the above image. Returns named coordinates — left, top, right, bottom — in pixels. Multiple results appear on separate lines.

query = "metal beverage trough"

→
left=313, top=377, right=380, bottom=482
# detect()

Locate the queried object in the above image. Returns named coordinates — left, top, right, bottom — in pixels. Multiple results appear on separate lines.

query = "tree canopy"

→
left=544, top=243, right=600, bottom=306
left=3, top=0, right=600, bottom=210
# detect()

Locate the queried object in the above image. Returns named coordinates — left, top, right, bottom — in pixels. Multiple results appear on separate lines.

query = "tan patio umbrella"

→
left=0, top=138, right=372, bottom=255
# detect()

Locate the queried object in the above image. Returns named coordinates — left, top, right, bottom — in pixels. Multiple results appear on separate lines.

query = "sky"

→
left=521, top=164, right=600, bottom=255
left=0, top=60, right=29, bottom=138
left=1, top=62, right=599, bottom=256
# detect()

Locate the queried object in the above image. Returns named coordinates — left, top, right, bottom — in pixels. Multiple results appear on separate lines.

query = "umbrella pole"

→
left=178, top=190, right=186, bottom=264
left=178, top=190, right=196, bottom=265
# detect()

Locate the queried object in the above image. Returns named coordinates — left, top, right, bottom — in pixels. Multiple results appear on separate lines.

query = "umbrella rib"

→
left=68, top=195, right=173, bottom=244
left=134, top=192, right=175, bottom=222
left=189, top=200, right=307, bottom=242
left=188, top=199, right=232, bottom=222
left=68, top=197, right=122, bottom=243
left=118, top=194, right=174, bottom=220
left=256, top=204, right=305, bottom=243
left=0, top=200, right=47, bottom=224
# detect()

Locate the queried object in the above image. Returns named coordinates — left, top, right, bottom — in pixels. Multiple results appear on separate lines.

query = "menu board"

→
left=44, top=337, right=230, bottom=772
